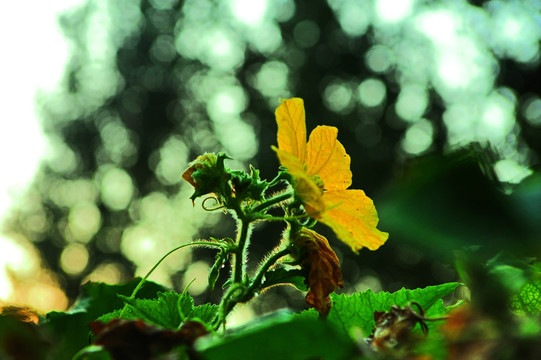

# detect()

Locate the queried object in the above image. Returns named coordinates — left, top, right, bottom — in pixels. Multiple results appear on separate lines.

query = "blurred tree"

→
left=5, top=0, right=541, bottom=308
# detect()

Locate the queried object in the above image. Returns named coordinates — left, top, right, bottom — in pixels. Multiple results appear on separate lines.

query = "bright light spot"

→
left=208, top=87, right=247, bottom=120
left=85, top=262, right=126, bottom=284
left=415, top=10, right=491, bottom=95
left=415, top=10, right=457, bottom=44
left=99, top=166, right=134, bottom=210
left=211, top=35, right=232, bottom=57
left=479, top=92, right=515, bottom=140
left=523, top=97, right=541, bottom=126
left=254, top=61, right=289, bottom=98
left=204, top=30, right=245, bottom=70
left=402, top=119, right=433, bottom=154
left=323, top=81, right=353, bottom=114
left=46, top=135, right=78, bottom=174
left=230, top=0, right=267, bottom=26
left=0, top=236, right=37, bottom=300
left=26, top=281, right=68, bottom=312
left=183, top=261, right=210, bottom=296
left=121, top=227, right=157, bottom=265
left=443, top=103, right=476, bottom=146
left=336, top=1, right=370, bottom=36
left=437, top=53, right=470, bottom=88
left=60, top=243, right=89, bottom=275
left=482, top=104, right=504, bottom=128
left=245, top=22, right=283, bottom=54
left=494, top=159, right=533, bottom=184
left=375, top=0, right=413, bottom=23
left=67, top=202, right=101, bottom=243
left=177, top=26, right=245, bottom=71
left=503, top=18, right=522, bottom=40
left=49, top=179, right=99, bottom=208
left=218, top=119, right=258, bottom=160
left=395, top=85, right=428, bottom=122
left=355, top=275, right=382, bottom=293
left=365, top=45, right=394, bottom=73
left=155, top=136, right=189, bottom=185
left=227, top=303, right=257, bottom=328
left=99, top=119, right=138, bottom=165
left=357, top=78, right=386, bottom=107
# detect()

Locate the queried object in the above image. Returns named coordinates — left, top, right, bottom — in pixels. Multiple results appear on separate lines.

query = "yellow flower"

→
left=272, top=98, right=388, bottom=252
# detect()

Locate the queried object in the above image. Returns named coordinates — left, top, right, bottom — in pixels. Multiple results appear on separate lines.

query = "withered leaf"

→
left=90, top=319, right=208, bottom=360
left=293, top=228, right=344, bottom=315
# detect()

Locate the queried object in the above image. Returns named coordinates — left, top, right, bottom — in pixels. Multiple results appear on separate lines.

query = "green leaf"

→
left=191, top=304, right=219, bottom=324
left=511, top=279, right=541, bottom=315
left=40, top=279, right=167, bottom=360
left=71, top=278, right=169, bottom=320
left=328, top=282, right=461, bottom=336
left=261, top=267, right=307, bottom=291
left=99, top=291, right=218, bottom=329
left=208, top=251, right=227, bottom=291
left=119, top=291, right=182, bottom=329
left=179, top=292, right=195, bottom=320
left=197, top=313, right=357, bottom=360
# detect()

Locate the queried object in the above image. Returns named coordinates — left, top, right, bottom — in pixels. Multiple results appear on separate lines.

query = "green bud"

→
left=181, top=153, right=230, bottom=202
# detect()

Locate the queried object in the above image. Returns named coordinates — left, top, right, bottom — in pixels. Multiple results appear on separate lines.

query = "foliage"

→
left=2, top=97, right=541, bottom=359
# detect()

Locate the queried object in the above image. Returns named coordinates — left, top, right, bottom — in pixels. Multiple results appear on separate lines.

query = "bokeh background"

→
left=1, top=0, right=540, bottom=323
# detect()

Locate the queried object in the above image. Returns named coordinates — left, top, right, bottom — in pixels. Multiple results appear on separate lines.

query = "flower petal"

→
left=305, top=126, right=352, bottom=191
left=275, top=98, right=307, bottom=162
left=320, top=190, right=389, bottom=252
left=273, top=146, right=325, bottom=213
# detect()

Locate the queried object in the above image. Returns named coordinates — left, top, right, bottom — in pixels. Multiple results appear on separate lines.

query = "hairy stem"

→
left=249, top=248, right=291, bottom=293
left=252, top=191, right=293, bottom=214
left=232, top=218, right=251, bottom=284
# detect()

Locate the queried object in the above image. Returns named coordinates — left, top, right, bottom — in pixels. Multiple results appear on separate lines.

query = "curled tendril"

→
left=202, top=196, right=225, bottom=211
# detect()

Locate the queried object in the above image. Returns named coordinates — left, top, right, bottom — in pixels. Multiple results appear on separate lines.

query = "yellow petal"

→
left=275, top=98, right=307, bottom=162
left=319, top=190, right=388, bottom=252
left=273, top=146, right=325, bottom=213
left=305, top=126, right=352, bottom=191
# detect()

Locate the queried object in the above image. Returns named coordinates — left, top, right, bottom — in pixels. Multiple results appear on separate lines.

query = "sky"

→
left=0, top=1, right=83, bottom=305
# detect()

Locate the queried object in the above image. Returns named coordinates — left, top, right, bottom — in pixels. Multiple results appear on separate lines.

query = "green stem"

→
left=120, top=240, right=223, bottom=318
left=249, top=248, right=291, bottom=293
left=267, top=172, right=288, bottom=187
left=232, top=218, right=251, bottom=284
left=254, top=214, right=310, bottom=222
left=214, top=247, right=291, bottom=329
left=252, top=191, right=293, bottom=214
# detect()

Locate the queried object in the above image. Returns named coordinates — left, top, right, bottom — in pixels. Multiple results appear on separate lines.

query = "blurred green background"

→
left=1, top=0, right=540, bottom=323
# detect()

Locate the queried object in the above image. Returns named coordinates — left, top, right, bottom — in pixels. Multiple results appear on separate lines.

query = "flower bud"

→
left=181, top=153, right=230, bottom=202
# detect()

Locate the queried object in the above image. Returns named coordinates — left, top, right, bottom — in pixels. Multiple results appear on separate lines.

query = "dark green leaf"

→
left=0, top=315, right=49, bottom=360
left=41, top=279, right=168, bottom=360
left=197, top=314, right=357, bottom=360
left=71, top=278, right=169, bottom=320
